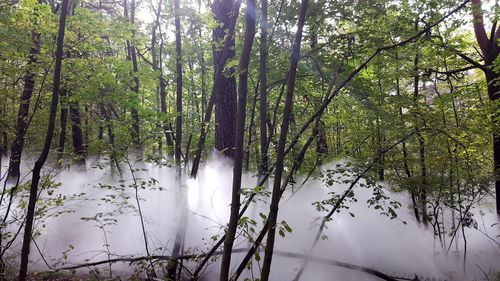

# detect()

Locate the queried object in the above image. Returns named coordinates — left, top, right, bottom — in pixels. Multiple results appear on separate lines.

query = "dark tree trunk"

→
left=245, top=84, right=259, bottom=171
left=18, top=0, right=69, bottom=278
left=260, top=0, right=309, bottom=280
left=99, top=90, right=121, bottom=173
left=7, top=31, right=41, bottom=182
left=259, top=0, right=269, bottom=180
left=174, top=0, right=183, bottom=168
left=198, top=27, right=208, bottom=119
left=412, top=50, right=428, bottom=225
left=471, top=0, right=500, bottom=215
left=69, top=102, right=86, bottom=166
left=160, top=79, right=174, bottom=155
left=190, top=0, right=241, bottom=178
left=124, top=0, right=142, bottom=159
left=167, top=0, right=184, bottom=278
left=219, top=0, right=255, bottom=279
left=212, top=0, right=237, bottom=157
left=395, top=71, right=420, bottom=222
left=316, top=119, right=328, bottom=161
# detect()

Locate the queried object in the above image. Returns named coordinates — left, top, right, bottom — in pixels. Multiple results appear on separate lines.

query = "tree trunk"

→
left=212, top=0, right=237, bottom=157
left=413, top=50, right=428, bottom=225
left=259, top=0, right=269, bottom=180
left=167, top=0, right=184, bottom=277
left=471, top=0, right=500, bottom=215
left=173, top=0, right=183, bottom=168
left=69, top=102, right=86, bottom=166
left=260, top=0, right=309, bottom=280
left=245, top=85, right=258, bottom=171
left=190, top=0, right=241, bottom=178
left=57, top=88, right=69, bottom=163
left=124, top=0, right=142, bottom=160
left=395, top=71, right=420, bottom=222
left=219, top=0, right=255, bottom=279
left=7, top=31, right=41, bottom=182
left=18, top=0, right=69, bottom=278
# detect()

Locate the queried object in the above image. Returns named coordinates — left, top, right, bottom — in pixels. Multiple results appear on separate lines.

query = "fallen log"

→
left=52, top=248, right=401, bottom=281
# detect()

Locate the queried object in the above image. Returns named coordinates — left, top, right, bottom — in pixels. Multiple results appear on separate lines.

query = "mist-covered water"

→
left=1, top=155, right=499, bottom=280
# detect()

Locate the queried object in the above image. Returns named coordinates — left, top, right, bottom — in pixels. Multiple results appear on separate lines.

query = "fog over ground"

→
left=1, top=155, right=499, bottom=280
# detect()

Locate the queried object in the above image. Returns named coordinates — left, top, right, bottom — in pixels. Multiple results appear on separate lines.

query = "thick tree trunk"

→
left=190, top=0, right=241, bottom=178
left=7, top=31, right=41, bottom=181
left=219, top=0, right=255, bottom=279
left=471, top=0, right=500, bottom=215
left=18, top=0, right=69, bottom=278
left=260, top=0, right=309, bottom=280
left=212, top=0, right=237, bottom=157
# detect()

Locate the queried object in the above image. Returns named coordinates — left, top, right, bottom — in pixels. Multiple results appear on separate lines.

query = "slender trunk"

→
left=57, top=89, right=69, bottom=163
left=245, top=84, right=258, bottom=171
left=160, top=79, right=174, bottom=156
left=219, top=1, right=256, bottom=278
left=260, top=0, right=309, bottom=280
left=198, top=28, right=207, bottom=119
left=125, top=0, right=142, bottom=159
left=167, top=0, right=184, bottom=278
left=18, top=0, right=69, bottom=278
left=7, top=31, right=41, bottom=181
left=396, top=73, right=419, bottom=222
left=174, top=0, right=182, bottom=168
left=316, top=119, right=328, bottom=163
left=69, top=102, right=86, bottom=167
left=259, top=0, right=269, bottom=181
left=413, top=50, right=428, bottom=225
left=99, top=90, right=121, bottom=173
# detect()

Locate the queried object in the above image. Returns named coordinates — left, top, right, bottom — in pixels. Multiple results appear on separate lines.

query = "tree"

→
left=212, top=0, right=238, bottom=157
left=260, top=0, right=309, bottom=280
left=471, top=0, right=500, bottom=215
left=7, top=15, right=41, bottom=182
left=124, top=0, right=143, bottom=159
left=219, top=0, right=256, bottom=278
left=259, top=0, right=269, bottom=180
left=18, top=0, right=69, bottom=278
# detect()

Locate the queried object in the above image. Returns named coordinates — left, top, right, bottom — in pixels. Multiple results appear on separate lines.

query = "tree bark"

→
left=259, top=0, right=269, bottom=181
left=167, top=0, right=184, bottom=278
left=212, top=0, right=238, bottom=157
left=18, top=0, right=69, bottom=278
left=260, top=0, right=309, bottom=280
left=7, top=31, right=41, bottom=182
left=124, top=0, right=142, bottom=160
left=219, top=0, right=256, bottom=279
left=413, top=49, right=428, bottom=225
left=69, top=102, right=86, bottom=166
left=174, top=0, right=183, bottom=168
left=190, top=0, right=241, bottom=178
left=471, top=0, right=500, bottom=215
left=57, top=88, right=69, bottom=163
